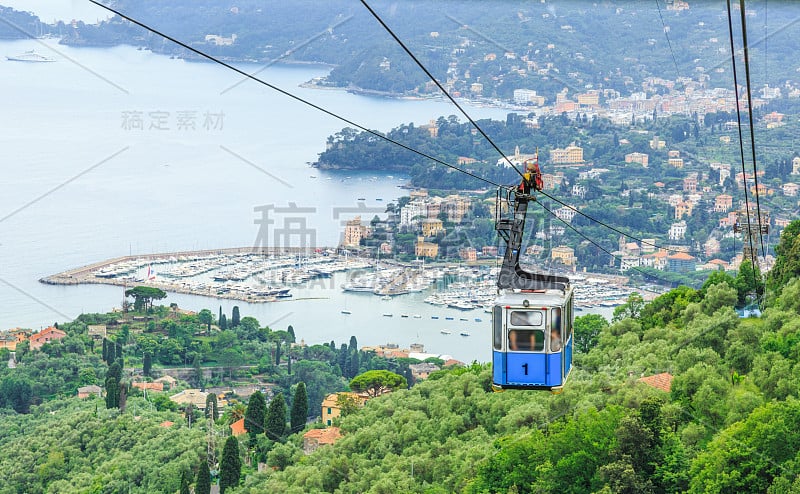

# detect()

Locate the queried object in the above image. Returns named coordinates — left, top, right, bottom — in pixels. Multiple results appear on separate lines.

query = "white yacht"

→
left=6, top=50, right=56, bottom=62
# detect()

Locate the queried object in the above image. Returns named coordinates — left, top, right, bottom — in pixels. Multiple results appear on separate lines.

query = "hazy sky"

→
left=1, top=0, right=110, bottom=24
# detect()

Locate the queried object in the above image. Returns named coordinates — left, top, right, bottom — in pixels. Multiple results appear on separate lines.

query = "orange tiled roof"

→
left=132, top=382, right=164, bottom=391
left=159, top=421, right=174, bottom=428
left=30, top=326, right=66, bottom=342
left=303, top=427, right=342, bottom=445
left=230, top=418, right=247, bottom=436
left=638, top=373, right=673, bottom=392
left=668, top=252, right=695, bottom=261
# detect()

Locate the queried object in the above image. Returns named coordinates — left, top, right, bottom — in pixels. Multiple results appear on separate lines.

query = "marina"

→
left=40, top=247, right=648, bottom=313
left=36, top=246, right=629, bottom=363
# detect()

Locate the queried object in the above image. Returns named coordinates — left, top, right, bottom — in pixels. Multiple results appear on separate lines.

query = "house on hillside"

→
left=77, top=385, right=103, bottom=399
left=132, top=382, right=164, bottom=392
left=230, top=418, right=247, bottom=437
left=0, top=329, right=29, bottom=351
left=638, top=373, right=673, bottom=392
left=29, top=326, right=67, bottom=350
left=303, top=427, right=343, bottom=454
left=169, top=389, right=208, bottom=410
left=87, top=325, right=107, bottom=341
left=321, top=392, right=369, bottom=426
left=154, top=375, right=177, bottom=390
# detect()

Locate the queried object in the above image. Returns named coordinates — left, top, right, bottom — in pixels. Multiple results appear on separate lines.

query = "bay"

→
left=0, top=38, right=518, bottom=362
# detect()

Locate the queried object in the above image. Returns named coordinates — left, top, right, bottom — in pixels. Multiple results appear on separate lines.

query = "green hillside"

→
left=231, top=226, right=800, bottom=493
left=2, top=226, right=800, bottom=492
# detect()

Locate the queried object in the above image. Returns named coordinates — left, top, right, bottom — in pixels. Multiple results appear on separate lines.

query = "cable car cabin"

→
left=492, top=288, right=574, bottom=391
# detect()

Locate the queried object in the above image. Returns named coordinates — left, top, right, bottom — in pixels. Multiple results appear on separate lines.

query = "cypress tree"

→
left=218, top=306, right=223, bottom=326
left=290, top=382, right=308, bottom=433
left=244, top=390, right=266, bottom=443
left=265, top=393, right=287, bottom=441
left=115, top=341, right=123, bottom=364
left=104, top=361, right=122, bottom=409
left=231, top=306, right=240, bottom=328
left=143, top=352, right=152, bottom=377
left=220, top=314, right=228, bottom=330
left=192, top=354, right=203, bottom=388
left=287, top=325, right=295, bottom=343
left=179, top=470, right=190, bottom=494
left=102, top=338, right=108, bottom=362
left=349, top=349, right=360, bottom=379
left=106, top=342, right=115, bottom=364
left=196, top=460, right=211, bottom=494
left=275, top=340, right=282, bottom=366
left=349, top=335, right=358, bottom=352
left=338, top=343, right=348, bottom=372
left=104, top=377, right=118, bottom=409
left=219, top=435, right=241, bottom=493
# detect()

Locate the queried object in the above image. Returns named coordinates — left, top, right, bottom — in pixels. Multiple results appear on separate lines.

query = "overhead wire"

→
left=737, top=0, right=768, bottom=260
left=96, top=0, right=720, bottom=281
left=535, top=197, right=673, bottom=283
left=654, top=0, right=681, bottom=77
left=360, top=0, right=684, bottom=257
left=358, top=0, right=525, bottom=177
left=87, top=0, right=511, bottom=193
left=725, top=0, right=759, bottom=277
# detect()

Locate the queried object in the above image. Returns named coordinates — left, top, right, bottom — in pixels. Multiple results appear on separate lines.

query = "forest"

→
left=234, top=221, right=800, bottom=493
left=0, top=222, right=798, bottom=492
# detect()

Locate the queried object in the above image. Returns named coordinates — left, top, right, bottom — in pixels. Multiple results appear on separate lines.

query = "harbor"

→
left=36, top=247, right=644, bottom=362
left=40, top=247, right=651, bottom=310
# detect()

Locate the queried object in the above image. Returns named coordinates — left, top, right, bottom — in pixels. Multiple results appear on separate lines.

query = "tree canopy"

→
left=125, top=286, right=167, bottom=312
left=349, top=370, right=408, bottom=397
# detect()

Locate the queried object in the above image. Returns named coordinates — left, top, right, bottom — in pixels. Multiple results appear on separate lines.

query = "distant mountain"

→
left=7, top=1, right=799, bottom=101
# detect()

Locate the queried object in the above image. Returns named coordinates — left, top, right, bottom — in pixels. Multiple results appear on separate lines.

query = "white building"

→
left=513, top=89, right=545, bottom=106
left=554, top=207, right=577, bottom=223
left=669, top=221, right=687, bottom=240
left=400, top=202, right=424, bottom=228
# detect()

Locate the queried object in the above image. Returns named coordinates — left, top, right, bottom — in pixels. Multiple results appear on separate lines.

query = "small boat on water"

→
left=341, top=310, right=352, bottom=315
left=459, top=318, right=468, bottom=321
left=431, top=316, right=439, bottom=319
left=440, top=329, right=451, bottom=334
left=445, top=316, right=454, bottom=320
left=400, top=314, right=409, bottom=318
left=413, top=314, right=421, bottom=318
left=460, top=331, right=470, bottom=337
left=474, top=318, right=482, bottom=322
left=382, top=313, right=393, bottom=317
left=6, top=50, right=56, bottom=62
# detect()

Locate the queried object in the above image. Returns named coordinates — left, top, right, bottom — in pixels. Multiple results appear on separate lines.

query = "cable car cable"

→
left=359, top=0, right=526, bottom=177
left=535, top=197, right=680, bottom=284
left=654, top=0, right=681, bottom=77
left=737, top=0, right=768, bottom=260
left=87, top=0, right=511, bottom=192
left=361, top=0, right=688, bottom=256
left=725, top=0, right=759, bottom=277
left=534, top=190, right=680, bottom=254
